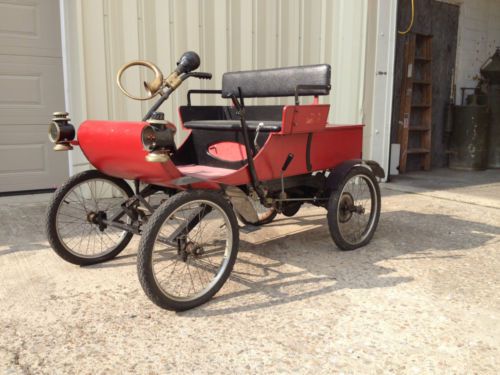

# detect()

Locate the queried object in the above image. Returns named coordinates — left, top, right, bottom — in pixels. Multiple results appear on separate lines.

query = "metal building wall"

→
left=454, top=0, right=500, bottom=104
left=61, top=0, right=370, bottom=172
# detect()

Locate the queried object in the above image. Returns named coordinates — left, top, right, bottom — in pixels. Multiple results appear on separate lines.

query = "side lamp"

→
left=141, top=114, right=177, bottom=163
left=48, top=112, right=75, bottom=151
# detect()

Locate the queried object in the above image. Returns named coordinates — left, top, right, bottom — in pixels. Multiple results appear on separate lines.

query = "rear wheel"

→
left=327, top=167, right=381, bottom=250
left=137, top=190, right=239, bottom=311
left=45, top=170, right=134, bottom=265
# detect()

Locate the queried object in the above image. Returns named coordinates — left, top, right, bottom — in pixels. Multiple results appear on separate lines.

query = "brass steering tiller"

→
left=115, top=51, right=211, bottom=163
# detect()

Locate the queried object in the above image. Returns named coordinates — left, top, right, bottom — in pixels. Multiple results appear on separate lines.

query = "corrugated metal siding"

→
left=63, top=0, right=370, bottom=169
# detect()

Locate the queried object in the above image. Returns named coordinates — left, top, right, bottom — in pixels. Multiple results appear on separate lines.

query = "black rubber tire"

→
left=137, top=190, right=239, bottom=311
left=46, top=170, right=134, bottom=265
left=327, top=167, right=381, bottom=251
left=237, top=208, right=277, bottom=226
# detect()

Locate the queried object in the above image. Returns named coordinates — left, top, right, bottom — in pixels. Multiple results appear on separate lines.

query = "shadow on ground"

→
left=2, top=205, right=499, bottom=316
left=178, top=210, right=500, bottom=316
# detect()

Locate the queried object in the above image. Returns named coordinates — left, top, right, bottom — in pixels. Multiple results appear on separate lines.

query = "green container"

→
left=449, top=104, right=490, bottom=170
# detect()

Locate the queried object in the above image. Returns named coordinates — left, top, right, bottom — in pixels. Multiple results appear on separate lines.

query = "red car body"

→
left=77, top=103, right=363, bottom=190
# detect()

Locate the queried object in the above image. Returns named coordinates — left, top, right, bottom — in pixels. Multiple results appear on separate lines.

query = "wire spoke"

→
left=150, top=198, right=232, bottom=301
left=55, top=177, right=130, bottom=258
left=338, top=174, right=377, bottom=245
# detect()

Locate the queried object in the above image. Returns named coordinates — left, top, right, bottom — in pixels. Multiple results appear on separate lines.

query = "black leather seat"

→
left=184, top=120, right=282, bottom=132
left=222, top=64, right=331, bottom=98
left=182, top=65, right=331, bottom=133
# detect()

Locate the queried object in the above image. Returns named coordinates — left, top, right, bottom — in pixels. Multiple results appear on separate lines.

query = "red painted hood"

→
left=77, top=120, right=182, bottom=185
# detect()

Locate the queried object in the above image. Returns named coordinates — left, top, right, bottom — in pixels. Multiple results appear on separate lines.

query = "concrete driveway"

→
left=1, top=170, right=499, bottom=374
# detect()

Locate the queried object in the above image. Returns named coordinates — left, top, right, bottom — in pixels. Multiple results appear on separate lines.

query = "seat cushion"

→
left=184, top=120, right=282, bottom=132
left=222, top=64, right=331, bottom=98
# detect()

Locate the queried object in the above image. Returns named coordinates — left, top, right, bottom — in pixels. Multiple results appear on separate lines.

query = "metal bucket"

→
left=449, top=104, right=490, bottom=171
left=487, top=84, right=500, bottom=168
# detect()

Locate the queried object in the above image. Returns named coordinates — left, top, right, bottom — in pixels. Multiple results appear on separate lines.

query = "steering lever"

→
left=279, top=153, right=295, bottom=205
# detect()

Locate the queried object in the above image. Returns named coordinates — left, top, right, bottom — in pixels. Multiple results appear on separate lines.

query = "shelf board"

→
left=415, top=56, right=432, bottom=62
left=408, top=148, right=430, bottom=155
left=410, top=126, right=431, bottom=131
left=413, top=80, right=432, bottom=85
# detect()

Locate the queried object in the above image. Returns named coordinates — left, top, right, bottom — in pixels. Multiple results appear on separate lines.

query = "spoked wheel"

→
left=327, top=167, right=381, bottom=250
left=46, top=170, right=134, bottom=265
left=137, top=190, right=239, bottom=311
left=237, top=199, right=277, bottom=226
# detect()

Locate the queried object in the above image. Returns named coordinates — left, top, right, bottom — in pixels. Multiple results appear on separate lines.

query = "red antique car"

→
left=45, top=52, right=383, bottom=311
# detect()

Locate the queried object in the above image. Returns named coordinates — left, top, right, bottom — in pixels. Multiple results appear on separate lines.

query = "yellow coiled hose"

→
left=398, top=0, right=415, bottom=35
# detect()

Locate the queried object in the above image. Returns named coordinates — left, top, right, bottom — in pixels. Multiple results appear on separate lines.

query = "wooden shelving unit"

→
left=398, top=33, right=433, bottom=173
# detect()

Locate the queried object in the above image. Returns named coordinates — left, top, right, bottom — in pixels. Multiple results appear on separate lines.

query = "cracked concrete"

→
left=0, top=169, right=499, bottom=374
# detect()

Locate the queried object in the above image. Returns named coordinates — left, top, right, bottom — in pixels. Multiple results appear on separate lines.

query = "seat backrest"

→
left=221, top=64, right=331, bottom=98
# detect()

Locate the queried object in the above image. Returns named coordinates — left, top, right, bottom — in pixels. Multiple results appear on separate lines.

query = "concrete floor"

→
left=0, top=169, right=499, bottom=374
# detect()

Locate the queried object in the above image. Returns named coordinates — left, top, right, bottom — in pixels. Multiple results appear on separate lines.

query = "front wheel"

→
left=327, top=167, right=381, bottom=250
left=137, top=190, right=239, bottom=311
left=45, top=170, right=134, bottom=265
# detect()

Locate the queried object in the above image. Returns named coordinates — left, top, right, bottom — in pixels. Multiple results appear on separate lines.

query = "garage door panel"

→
left=0, top=0, right=67, bottom=193
left=0, top=124, right=68, bottom=192
left=0, top=74, right=42, bottom=105
left=0, top=144, right=45, bottom=174
left=0, top=0, right=61, bottom=57
left=0, top=2, right=37, bottom=36
left=0, top=55, right=64, bottom=125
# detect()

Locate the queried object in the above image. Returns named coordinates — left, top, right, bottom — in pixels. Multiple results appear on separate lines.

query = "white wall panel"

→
left=62, top=0, right=374, bottom=170
left=364, top=0, right=398, bottom=177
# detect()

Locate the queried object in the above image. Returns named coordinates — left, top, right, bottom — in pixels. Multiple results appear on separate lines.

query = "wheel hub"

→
left=87, top=211, right=108, bottom=231
left=339, top=193, right=354, bottom=223
left=180, top=241, right=204, bottom=261
left=339, top=192, right=366, bottom=223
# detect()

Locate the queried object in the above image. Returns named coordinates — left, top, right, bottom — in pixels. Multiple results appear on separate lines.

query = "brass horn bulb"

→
left=143, top=76, right=163, bottom=97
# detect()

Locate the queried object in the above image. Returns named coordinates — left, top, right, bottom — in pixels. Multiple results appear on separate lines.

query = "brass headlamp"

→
left=141, top=113, right=177, bottom=163
left=48, top=112, right=75, bottom=151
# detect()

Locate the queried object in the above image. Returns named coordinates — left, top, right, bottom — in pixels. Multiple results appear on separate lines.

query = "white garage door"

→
left=0, top=0, right=68, bottom=193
